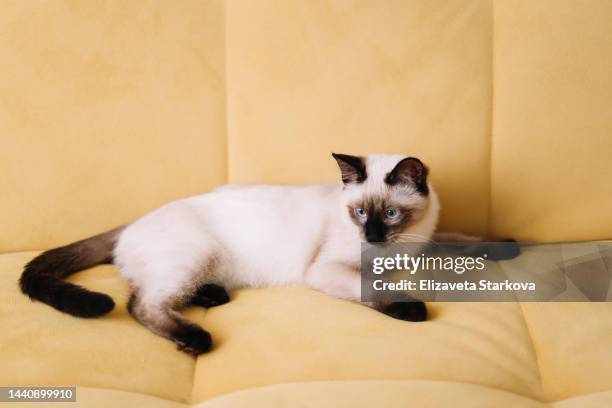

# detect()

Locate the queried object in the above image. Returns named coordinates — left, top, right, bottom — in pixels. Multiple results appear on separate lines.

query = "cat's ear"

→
left=385, top=157, right=429, bottom=195
left=332, top=153, right=367, bottom=184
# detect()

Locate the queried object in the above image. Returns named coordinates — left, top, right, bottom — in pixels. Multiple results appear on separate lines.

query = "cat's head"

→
left=332, top=153, right=432, bottom=243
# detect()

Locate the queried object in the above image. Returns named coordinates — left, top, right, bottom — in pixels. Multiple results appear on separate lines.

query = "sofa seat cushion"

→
left=191, top=288, right=544, bottom=401
left=0, top=251, right=197, bottom=403
left=2, top=250, right=612, bottom=404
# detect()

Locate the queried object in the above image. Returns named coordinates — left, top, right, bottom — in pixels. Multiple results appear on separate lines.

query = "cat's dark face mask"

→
left=348, top=198, right=416, bottom=243
left=332, top=153, right=430, bottom=243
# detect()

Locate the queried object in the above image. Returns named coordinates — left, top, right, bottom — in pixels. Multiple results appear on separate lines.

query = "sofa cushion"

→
left=190, top=287, right=543, bottom=401
left=491, top=0, right=612, bottom=241
left=224, top=0, right=493, bottom=237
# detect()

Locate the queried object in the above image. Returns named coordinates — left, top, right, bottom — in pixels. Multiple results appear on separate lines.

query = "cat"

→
left=20, top=153, right=441, bottom=355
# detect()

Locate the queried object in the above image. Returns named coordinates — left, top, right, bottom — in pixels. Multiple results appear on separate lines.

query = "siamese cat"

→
left=21, top=153, right=447, bottom=355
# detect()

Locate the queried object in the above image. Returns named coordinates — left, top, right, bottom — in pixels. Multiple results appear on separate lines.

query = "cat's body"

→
left=117, top=179, right=439, bottom=301
left=21, top=154, right=440, bottom=355
left=118, top=183, right=360, bottom=295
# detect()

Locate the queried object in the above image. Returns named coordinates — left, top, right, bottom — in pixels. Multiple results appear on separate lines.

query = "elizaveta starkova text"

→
left=372, top=279, right=537, bottom=291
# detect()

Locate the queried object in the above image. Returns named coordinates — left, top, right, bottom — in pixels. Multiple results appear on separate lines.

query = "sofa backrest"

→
left=1, top=0, right=610, bottom=253
left=491, top=0, right=612, bottom=242
left=0, top=1, right=227, bottom=252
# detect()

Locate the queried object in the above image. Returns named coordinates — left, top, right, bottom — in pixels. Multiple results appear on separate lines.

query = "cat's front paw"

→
left=190, top=284, right=230, bottom=308
left=381, top=301, right=427, bottom=322
left=173, top=325, right=213, bottom=356
left=483, top=238, right=521, bottom=261
left=462, top=238, right=521, bottom=261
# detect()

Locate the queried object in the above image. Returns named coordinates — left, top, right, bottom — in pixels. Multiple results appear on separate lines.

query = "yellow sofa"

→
left=1, top=1, right=611, bottom=407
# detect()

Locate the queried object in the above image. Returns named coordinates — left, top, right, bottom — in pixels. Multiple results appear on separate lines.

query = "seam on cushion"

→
left=486, top=0, right=495, bottom=237
left=192, top=379, right=552, bottom=407
left=195, top=380, right=612, bottom=406
left=426, top=318, right=542, bottom=398
left=221, top=0, right=230, bottom=186
left=223, top=1, right=234, bottom=185
left=0, top=250, right=38, bottom=256
left=519, top=302, right=545, bottom=399
left=190, top=1, right=229, bottom=403
left=193, top=375, right=548, bottom=405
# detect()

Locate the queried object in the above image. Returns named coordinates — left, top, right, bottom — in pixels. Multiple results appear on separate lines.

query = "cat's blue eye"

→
left=386, top=209, right=399, bottom=219
left=354, top=208, right=367, bottom=218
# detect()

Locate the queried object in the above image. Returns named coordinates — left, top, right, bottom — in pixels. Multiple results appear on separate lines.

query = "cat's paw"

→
left=463, top=238, right=521, bottom=261
left=381, top=301, right=427, bottom=322
left=173, top=325, right=213, bottom=356
left=190, top=284, right=230, bottom=308
left=484, top=238, right=521, bottom=261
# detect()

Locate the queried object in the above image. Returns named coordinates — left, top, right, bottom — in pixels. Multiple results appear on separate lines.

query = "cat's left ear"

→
left=385, top=157, right=429, bottom=195
left=332, top=153, right=367, bottom=184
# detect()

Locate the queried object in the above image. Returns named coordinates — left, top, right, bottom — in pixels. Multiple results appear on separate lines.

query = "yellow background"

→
left=2, top=0, right=610, bottom=253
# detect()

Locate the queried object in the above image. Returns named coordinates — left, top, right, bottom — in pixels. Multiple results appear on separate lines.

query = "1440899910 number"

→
left=1, top=387, right=76, bottom=402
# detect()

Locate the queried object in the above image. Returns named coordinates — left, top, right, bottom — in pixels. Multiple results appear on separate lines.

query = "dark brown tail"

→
left=19, top=227, right=123, bottom=318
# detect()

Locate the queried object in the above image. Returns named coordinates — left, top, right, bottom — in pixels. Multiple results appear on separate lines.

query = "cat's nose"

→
left=365, top=219, right=386, bottom=243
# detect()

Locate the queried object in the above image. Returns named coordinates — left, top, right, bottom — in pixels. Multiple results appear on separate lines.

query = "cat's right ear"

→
left=332, top=153, right=367, bottom=184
